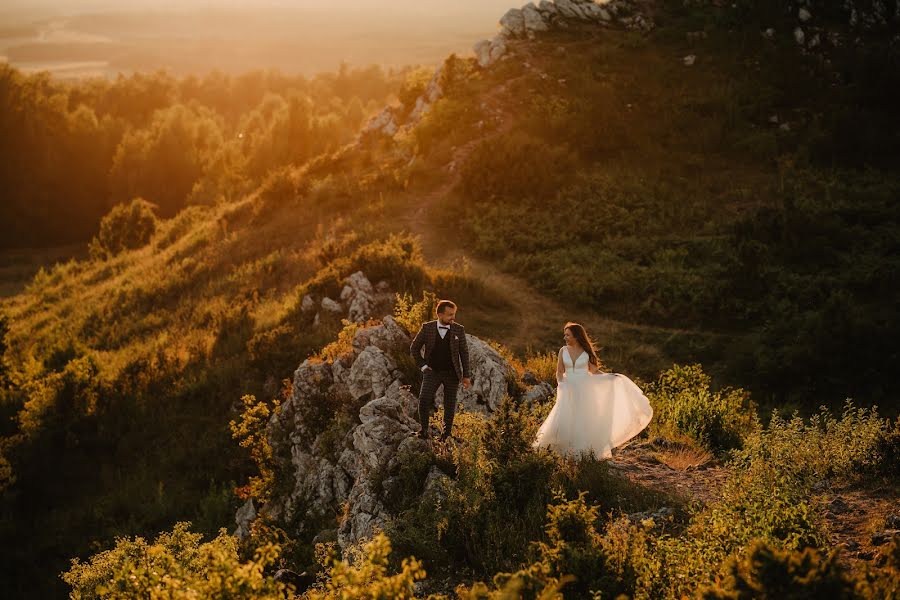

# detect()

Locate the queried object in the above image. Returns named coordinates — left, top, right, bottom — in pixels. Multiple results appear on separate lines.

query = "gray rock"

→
left=799, top=7, right=812, bottom=22
left=522, top=3, right=550, bottom=33
left=300, top=294, right=316, bottom=313
left=348, top=346, right=398, bottom=400
left=538, top=0, right=558, bottom=15
left=827, top=497, right=850, bottom=514
left=683, top=54, right=697, bottom=66
left=363, top=107, right=398, bottom=137
left=522, top=370, right=539, bottom=385
left=423, top=466, right=452, bottom=503
left=794, top=26, right=805, bottom=45
left=474, top=39, right=493, bottom=67
left=555, top=0, right=586, bottom=19
left=321, top=297, right=343, bottom=313
left=340, top=271, right=375, bottom=322
left=522, top=382, right=555, bottom=403
left=432, top=334, right=514, bottom=412
left=872, top=530, right=900, bottom=546
left=351, top=315, right=409, bottom=356
left=500, top=8, right=526, bottom=36
left=338, top=480, right=390, bottom=548
left=490, top=37, right=508, bottom=63
left=233, top=498, right=257, bottom=539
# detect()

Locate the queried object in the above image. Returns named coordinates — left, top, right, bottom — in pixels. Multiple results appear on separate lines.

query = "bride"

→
left=533, top=322, right=653, bottom=459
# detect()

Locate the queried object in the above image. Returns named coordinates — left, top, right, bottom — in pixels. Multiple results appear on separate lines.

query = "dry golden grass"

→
left=652, top=434, right=714, bottom=471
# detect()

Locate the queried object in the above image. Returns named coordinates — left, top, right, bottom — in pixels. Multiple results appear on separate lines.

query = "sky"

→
left=0, top=0, right=518, bottom=76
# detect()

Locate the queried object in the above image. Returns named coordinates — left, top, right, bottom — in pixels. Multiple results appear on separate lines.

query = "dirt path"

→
left=395, top=81, right=719, bottom=366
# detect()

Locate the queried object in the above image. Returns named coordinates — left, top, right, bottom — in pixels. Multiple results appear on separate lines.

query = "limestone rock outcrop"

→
left=239, top=305, right=521, bottom=552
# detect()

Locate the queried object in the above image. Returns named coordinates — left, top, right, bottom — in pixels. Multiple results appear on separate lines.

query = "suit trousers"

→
left=418, top=368, right=459, bottom=438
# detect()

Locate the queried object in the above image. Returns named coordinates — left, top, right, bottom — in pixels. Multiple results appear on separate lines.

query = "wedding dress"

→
left=533, top=349, right=653, bottom=458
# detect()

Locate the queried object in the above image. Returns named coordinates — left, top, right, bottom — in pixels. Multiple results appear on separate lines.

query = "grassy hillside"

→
left=390, top=1, right=900, bottom=408
left=1, top=0, right=898, bottom=596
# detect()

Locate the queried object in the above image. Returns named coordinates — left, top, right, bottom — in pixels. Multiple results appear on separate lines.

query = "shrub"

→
left=457, top=133, right=575, bottom=203
left=230, top=392, right=281, bottom=503
left=89, top=198, right=159, bottom=260
left=305, top=533, right=425, bottom=600
left=733, top=401, right=890, bottom=486
left=60, top=521, right=286, bottom=599
left=393, top=290, right=438, bottom=335
left=647, top=364, right=756, bottom=453
left=701, top=541, right=859, bottom=600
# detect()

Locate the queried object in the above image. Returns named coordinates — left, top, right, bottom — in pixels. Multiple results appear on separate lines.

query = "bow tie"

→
left=438, top=325, right=449, bottom=329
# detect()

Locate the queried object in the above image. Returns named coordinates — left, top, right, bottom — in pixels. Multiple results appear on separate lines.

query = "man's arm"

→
left=410, top=324, right=428, bottom=370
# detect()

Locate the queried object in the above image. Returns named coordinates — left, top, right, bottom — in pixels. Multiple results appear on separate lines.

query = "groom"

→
left=410, top=299, right=471, bottom=441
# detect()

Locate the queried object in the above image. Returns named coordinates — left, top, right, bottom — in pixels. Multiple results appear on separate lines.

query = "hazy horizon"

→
left=0, top=0, right=516, bottom=78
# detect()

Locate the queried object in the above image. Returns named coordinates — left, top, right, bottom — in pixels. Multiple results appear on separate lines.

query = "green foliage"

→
left=60, top=521, right=287, bottom=599
left=316, top=319, right=368, bottom=364
left=88, top=198, right=159, bottom=260
left=1, top=63, right=406, bottom=248
left=733, top=402, right=892, bottom=485
left=457, top=133, right=574, bottom=205
left=647, top=364, right=757, bottom=454
left=306, top=533, right=426, bottom=599
left=393, top=290, right=439, bottom=334
left=457, top=563, right=568, bottom=600
left=230, top=393, right=280, bottom=504
left=398, top=66, right=434, bottom=117
left=701, top=541, right=859, bottom=600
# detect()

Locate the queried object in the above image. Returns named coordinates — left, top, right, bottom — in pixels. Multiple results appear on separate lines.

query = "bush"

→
left=701, top=541, right=859, bottom=600
left=393, top=290, right=438, bottom=335
left=230, top=392, right=281, bottom=503
left=305, top=533, right=425, bottom=600
left=89, top=198, right=159, bottom=260
left=647, top=364, right=756, bottom=453
left=61, top=521, right=287, bottom=599
left=733, top=401, right=890, bottom=486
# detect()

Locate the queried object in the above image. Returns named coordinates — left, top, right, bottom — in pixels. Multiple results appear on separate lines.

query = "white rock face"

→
left=243, top=310, right=519, bottom=552
left=522, top=3, right=550, bottom=33
left=522, top=381, right=555, bottom=403
left=321, top=297, right=343, bottom=313
left=431, top=334, right=514, bottom=412
left=301, top=294, right=316, bottom=313
left=794, top=26, right=806, bottom=45
left=474, top=39, right=493, bottom=66
left=683, top=54, right=697, bottom=66
left=233, top=498, right=257, bottom=539
left=340, top=271, right=376, bottom=322
left=348, top=346, right=399, bottom=400
left=555, top=0, right=585, bottom=19
left=500, top=8, right=526, bottom=36
left=363, top=106, right=398, bottom=136
left=799, top=7, right=812, bottom=22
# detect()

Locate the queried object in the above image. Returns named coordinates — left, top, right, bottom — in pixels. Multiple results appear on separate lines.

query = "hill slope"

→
left=1, top=0, right=899, bottom=596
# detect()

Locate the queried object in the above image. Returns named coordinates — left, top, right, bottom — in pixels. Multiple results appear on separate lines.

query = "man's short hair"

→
left=436, top=300, right=457, bottom=314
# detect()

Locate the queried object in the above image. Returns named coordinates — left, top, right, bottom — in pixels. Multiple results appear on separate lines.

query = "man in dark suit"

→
left=410, top=299, right=472, bottom=441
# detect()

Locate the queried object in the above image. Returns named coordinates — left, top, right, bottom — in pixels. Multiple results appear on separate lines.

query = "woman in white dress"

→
left=533, top=322, right=653, bottom=459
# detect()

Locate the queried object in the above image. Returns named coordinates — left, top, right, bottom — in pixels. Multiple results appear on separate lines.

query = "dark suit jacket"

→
left=410, top=320, right=471, bottom=382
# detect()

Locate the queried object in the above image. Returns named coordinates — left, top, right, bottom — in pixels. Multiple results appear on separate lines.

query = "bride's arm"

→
left=556, top=347, right=565, bottom=384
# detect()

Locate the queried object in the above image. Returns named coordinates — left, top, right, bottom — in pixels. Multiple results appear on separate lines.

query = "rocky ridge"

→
left=360, top=0, right=652, bottom=140
left=234, top=271, right=546, bottom=551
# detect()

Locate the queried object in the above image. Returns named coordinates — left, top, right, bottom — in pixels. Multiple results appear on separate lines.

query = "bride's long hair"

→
left=564, top=322, right=602, bottom=368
